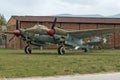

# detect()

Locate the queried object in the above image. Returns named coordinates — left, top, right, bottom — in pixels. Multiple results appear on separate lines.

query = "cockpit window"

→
left=33, top=25, right=48, bottom=29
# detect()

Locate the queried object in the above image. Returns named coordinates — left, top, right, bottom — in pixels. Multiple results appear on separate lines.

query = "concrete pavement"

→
left=3, top=72, right=120, bottom=80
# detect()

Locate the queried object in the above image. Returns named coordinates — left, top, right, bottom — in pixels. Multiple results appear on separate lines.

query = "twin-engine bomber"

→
left=3, top=18, right=120, bottom=54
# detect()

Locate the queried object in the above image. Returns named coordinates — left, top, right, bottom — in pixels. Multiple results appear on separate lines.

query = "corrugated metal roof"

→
left=11, top=16, right=120, bottom=24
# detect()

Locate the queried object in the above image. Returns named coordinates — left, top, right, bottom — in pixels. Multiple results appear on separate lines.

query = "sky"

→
left=0, top=0, right=120, bottom=20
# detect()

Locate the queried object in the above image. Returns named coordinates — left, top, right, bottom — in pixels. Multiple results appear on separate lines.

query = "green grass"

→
left=0, top=49, right=120, bottom=78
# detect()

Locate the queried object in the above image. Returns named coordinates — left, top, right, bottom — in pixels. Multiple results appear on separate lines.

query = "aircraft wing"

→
left=67, top=28, right=120, bottom=39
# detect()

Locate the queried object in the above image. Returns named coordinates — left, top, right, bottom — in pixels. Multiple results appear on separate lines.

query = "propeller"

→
left=9, top=35, right=15, bottom=42
left=5, top=20, right=21, bottom=42
left=16, top=20, right=19, bottom=30
left=7, top=30, right=21, bottom=42
left=51, top=17, right=57, bottom=29
left=4, top=30, right=21, bottom=36
left=47, top=17, right=57, bottom=36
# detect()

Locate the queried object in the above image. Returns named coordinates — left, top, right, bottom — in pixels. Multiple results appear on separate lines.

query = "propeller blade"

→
left=3, top=31, right=14, bottom=34
left=51, top=18, right=57, bottom=29
left=16, top=20, right=19, bottom=30
left=9, top=35, right=15, bottom=42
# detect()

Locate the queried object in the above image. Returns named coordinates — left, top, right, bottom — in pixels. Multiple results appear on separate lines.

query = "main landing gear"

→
left=24, top=45, right=65, bottom=54
left=57, top=45, right=65, bottom=55
left=82, top=48, right=88, bottom=52
left=24, top=45, right=32, bottom=54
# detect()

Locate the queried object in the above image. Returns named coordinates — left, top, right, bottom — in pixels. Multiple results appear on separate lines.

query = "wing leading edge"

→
left=67, top=28, right=120, bottom=39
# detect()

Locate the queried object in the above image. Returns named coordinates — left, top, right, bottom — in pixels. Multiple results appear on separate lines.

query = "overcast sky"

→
left=0, top=0, right=120, bottom=20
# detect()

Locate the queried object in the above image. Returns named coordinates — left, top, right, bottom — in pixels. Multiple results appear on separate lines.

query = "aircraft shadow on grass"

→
left=9, top=49, right=120, bottom=57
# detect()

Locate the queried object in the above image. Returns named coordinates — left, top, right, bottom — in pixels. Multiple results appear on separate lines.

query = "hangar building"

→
left=6, top=16, right=120, bottom=49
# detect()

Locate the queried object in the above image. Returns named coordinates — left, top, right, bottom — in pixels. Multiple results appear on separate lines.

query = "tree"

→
left=0, top=14, right=6, bottom=31
left=0, top=14, right=6, bottom=25
left=0, top=14, right=6, bottom=46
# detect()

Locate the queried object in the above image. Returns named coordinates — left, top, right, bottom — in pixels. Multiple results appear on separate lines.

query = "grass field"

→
left=0, top=49, right=120, bottom=78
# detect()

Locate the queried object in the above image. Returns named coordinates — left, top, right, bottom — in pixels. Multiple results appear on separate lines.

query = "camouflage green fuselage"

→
left=19, top=25, right=67, bottom=46
left=18, top=24, right=117, bottom=49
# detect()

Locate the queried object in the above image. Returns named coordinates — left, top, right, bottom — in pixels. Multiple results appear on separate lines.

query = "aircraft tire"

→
left=24, top=46, right=32, bottom=54
left=84, top=48, right=88, bottom=52
left=58, top=46, right=65, bottom=55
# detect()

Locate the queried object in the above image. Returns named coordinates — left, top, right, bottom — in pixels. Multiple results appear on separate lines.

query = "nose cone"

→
left=13, top=30, right=20, bottom=36
left=47, top=29, right=55, bottom=36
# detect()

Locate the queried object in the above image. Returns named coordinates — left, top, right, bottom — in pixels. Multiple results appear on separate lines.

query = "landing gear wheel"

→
left=58, top=46, right=65, bottom=55
left=24, top=45, right=32, bottom=54
left=84, top=48, right=88, bottom=52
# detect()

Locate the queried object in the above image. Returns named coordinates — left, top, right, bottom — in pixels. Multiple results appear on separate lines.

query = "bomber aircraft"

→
left=3, top=18, right=120, bottom=54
